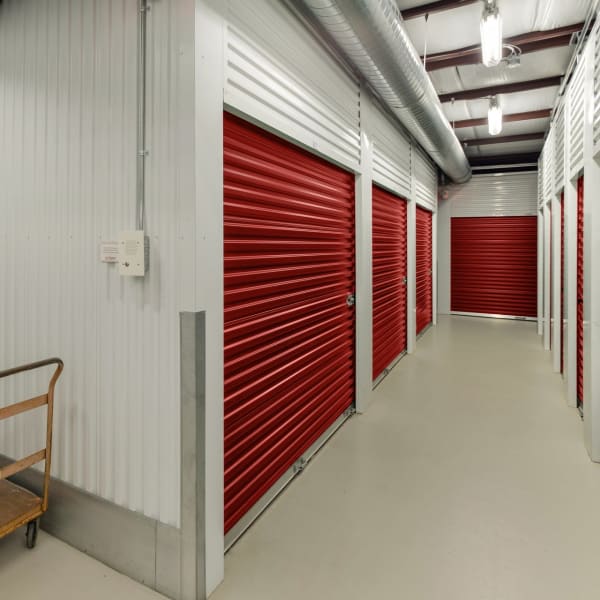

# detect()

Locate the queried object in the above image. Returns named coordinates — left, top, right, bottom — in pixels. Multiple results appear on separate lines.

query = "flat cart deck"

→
left=0, top=358, right=63, bottom=548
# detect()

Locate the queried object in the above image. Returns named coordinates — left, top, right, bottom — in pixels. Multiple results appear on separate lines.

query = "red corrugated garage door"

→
left=372, top=185, right=407, bottom=381
left=451, top=216, right=537, bottom=317
left=223, top=112, right=355, bottom=535
left=577, top=176, right=584, bottom=407
left=416, top=206, right=433, bottom=335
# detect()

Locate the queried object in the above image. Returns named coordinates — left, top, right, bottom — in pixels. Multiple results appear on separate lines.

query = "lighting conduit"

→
left=298, top=0, right=472, bottom=183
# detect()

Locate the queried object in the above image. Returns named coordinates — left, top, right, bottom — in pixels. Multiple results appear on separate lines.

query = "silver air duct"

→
left=299, top=0, right=472, bottom=183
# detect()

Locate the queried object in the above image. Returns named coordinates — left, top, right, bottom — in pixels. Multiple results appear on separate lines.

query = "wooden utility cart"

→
left=0, top=358, right=63, bottom=548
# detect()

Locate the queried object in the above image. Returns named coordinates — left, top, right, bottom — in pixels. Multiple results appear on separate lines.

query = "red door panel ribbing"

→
left=223, top=112, right=355, bottom=534
left=577, top=176, right=584, bottom=406
left=372, top=185, right=407, bottom=380
left=451, top=216, right=537, bottom=317
left=416, top=206, right=433, bottom=335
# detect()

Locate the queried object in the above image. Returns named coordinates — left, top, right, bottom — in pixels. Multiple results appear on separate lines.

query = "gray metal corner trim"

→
left=0, top=456, right=180, bottom=597
left=179, top=311, right=207, bottom=600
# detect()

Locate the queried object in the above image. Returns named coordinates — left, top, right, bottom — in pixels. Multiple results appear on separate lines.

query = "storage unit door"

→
left=577, top=176, right=584, bottom=407
left=416, top=206, right=433, bottom=335
left=223, top=112, right=355, bottom=535
left=372, top=185, right=407, bottom=381
left=451, top=216, right=537, bottom=318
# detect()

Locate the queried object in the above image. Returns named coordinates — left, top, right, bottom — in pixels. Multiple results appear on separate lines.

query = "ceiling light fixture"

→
left=503, top=43, right=522, bottom=69
left=481, top=0, right=503, bottom=67
left=488, top=96, right=503, bottom=135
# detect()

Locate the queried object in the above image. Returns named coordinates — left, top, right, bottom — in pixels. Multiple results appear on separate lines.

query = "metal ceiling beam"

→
left=424, top=23, right=584, bottom=71
left=462, top=132, right=545, bottom=146
left=469, top=153, right=540, bottom=166
left=439, top=76, right=562, bottom=103
left=453, top=109, right=552, bottom=129
left=400, top=0, right=478, bottom=20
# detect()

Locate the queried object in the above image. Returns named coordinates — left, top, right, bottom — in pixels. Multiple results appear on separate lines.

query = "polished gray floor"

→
left=1, top=316, right=599, bottom=599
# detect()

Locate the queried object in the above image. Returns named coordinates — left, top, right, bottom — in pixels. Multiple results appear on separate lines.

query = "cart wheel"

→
left=25, top=520, right=38, bottom=549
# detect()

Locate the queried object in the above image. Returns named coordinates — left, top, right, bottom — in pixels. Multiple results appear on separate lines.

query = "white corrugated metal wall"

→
left=446, top=172, right=538, bottom=217
left=0, top=0, right=195, bottom=526
left=370, top=103, right=412, bottom=199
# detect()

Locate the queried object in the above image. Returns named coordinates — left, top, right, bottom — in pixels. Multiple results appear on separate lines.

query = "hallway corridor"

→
left=212, top=316, right=600, bottom=600
left=1, top=316, right=599, bottom=599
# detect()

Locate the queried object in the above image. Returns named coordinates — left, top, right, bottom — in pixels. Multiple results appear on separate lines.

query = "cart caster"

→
left=25, top=519, right=38, bottom=549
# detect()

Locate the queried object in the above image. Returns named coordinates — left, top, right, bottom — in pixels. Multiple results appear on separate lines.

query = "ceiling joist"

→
left=453, top=109, right=552, bottom=129
left=400, top=0, right=478, bottom=20
left=462, top=132, right=545, bottom=146
left=439, top=76, right=562, bottom=103
left=424, top=23, right=584, bottom=71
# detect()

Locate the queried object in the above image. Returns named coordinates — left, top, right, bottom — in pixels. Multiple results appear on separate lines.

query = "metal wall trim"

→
left=416, top=322, right=434, bottom=340
left=180, top=312, right=207, bottom=600
left=372, top=351, right=406, bottom=390
left=224, top=410, right=353, bottom=551
left=1, top=455, right=181, bottom=599
left=450, top=311, right=537, bottom=322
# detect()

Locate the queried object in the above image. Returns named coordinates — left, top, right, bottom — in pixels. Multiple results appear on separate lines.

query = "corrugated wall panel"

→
left=416, top=207, right=433, bottom=334
left=372, top=186, right=407, bottom=381
left=224, top=0, right=361, bottom=172
left=543, top=129, right=554, bottom=200
left=451, top=217, right=538, bottom=317
left=569, top=54, right=586, bottom=177
left=594, top=22, right=600, bottom=153
left=371, top=107, right=412, bottom=199
left=414, top=147, right=438, bottom=211
left=538, top=155, right=544, bottom=208
left=0, top=0, right=195, bottom=526
left=447, top=172, right=538, bottom=217
left=223, top=112, right=355, bottom=534
left=555, top=105, right=565, bottom=193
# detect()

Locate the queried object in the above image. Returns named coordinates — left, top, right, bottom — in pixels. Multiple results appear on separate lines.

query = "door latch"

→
left=346, top=293, right=356, bottom=307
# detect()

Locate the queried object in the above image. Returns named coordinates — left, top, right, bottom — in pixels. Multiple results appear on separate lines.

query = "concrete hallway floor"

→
left=1, top=316, right=599, bottom=599
left=212, top=316, right=600, bottom=600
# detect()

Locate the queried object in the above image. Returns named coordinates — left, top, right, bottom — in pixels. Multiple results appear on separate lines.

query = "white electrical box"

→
left=118, top=231, right=149, bottom=277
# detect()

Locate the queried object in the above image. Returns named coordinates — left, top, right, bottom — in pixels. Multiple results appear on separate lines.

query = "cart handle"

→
left=0, top=357, right=64, bottom=380
left=0, top=357, right=64, bottom=511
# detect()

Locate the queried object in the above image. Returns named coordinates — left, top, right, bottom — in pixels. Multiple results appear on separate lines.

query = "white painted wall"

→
left=0, top=0, right=195, bottom=527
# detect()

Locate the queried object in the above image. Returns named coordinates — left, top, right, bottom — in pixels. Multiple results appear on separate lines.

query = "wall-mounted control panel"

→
left=118, top=230, right=149, bottom=277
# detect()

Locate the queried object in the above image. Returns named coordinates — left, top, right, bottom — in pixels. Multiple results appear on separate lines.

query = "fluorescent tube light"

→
left=481, top=1, right=502, bottom=67
left=488, top=96, right=503, bottom=135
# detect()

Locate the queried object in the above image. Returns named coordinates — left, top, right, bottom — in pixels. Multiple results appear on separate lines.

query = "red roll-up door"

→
left=451, top=216, right=537, bottom=317
left=416, top=206, right=433, bottom=335
left=372, top=185, right=407, bottom=381
left=561, top=193, right=565, bottom=374
left=223, top=112, right=355, bottom=535
left=577, top=176, right=584, bottom=407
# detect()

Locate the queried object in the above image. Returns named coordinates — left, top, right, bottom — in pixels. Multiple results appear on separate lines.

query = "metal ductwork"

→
left=298, top=0, right=472, bottom=183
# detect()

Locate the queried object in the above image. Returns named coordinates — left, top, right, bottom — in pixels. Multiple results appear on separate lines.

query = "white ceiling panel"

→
left=441, top=87, right=559, bottom=122
left=456, top=118, right=550, bottom=141
left=431, top=47, right=572, bottom=94
left=399, top=0, right=592, bottom=55
left=466, top=140, right=545, bottom=156
left=395, top=0, right=592, bottom=158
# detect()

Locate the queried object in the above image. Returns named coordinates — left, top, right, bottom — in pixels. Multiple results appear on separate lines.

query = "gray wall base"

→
left=0, top=456, right=181, bottom=599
